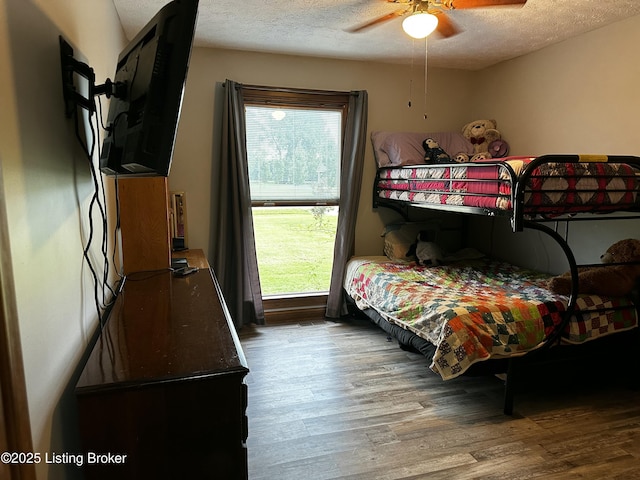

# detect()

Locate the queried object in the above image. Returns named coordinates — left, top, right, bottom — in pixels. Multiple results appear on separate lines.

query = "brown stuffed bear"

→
left=461, top=119, right=501, bottom=160
left=547, top=238, right=640, bottom=297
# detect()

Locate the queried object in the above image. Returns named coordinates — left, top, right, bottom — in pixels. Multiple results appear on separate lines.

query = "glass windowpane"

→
left=245, top=106, right=341, bottom=203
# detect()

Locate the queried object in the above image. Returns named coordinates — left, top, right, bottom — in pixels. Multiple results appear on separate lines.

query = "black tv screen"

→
left=100, top=0, right=198, bottom=176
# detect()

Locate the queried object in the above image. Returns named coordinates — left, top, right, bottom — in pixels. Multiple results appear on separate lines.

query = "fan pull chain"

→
left=408, top=39, right=415, bottom=108
left=423, top=36, right=428, bottom=120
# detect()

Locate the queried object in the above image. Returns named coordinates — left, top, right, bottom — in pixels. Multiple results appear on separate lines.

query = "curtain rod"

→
left=232, top=82, right=358, bottom=97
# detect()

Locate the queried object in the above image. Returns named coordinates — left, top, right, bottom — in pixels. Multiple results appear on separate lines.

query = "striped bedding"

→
left=376, top=157, right=640, bottom=214
left=344, top=256, right=638, bottom=380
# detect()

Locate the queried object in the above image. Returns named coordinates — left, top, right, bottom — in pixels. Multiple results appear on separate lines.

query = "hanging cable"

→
left=90, top=102, right=117, bottom=306
left=96, top=99, right=125, bottom=283
left=72, top=99, right=120, bottom=328
left=423, top=36, right=429, bottom=120
left=73, top=107, right=103, bottom=320
left=408, top=38, right=415, bottom=108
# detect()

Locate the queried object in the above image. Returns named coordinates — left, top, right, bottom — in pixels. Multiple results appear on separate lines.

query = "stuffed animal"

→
left=461, top=119, right=502, bottom=159
left=452, top=153, right=469, bottom=163
left=470, top=152, right=492, bottom=161
left=422, top=138, right=451, bottom=164
left=488, top=138, right=510, bottom=158
left=406, top=231, right=444, bottom=266
left=547, top=238, right=640, bottom=297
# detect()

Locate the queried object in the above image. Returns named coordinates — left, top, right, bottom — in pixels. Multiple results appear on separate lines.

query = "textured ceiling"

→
left=113, top=0, right=640, bottom=70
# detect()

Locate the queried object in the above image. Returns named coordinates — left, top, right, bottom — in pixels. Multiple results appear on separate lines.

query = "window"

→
left=245, top=107, right=341, bottom=205
left=243, top=86, right=349, bottom=297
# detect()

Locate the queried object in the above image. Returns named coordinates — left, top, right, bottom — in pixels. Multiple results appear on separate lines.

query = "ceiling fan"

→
left=348, top=0, right=528, bottom=39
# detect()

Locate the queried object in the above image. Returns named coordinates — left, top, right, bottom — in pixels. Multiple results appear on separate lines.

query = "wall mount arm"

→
left=59, top=36, right=125, bottom=118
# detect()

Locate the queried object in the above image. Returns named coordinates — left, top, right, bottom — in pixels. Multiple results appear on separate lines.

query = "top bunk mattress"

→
left=370, top=131, right=640, bottom=217
left=376, top=156, right=640, bottom=216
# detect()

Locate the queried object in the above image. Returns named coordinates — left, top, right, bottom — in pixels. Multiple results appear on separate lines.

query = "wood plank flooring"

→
left=238, top=317, right=640, bottom=479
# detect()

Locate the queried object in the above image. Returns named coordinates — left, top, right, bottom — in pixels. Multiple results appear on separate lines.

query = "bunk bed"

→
left=343, top=131, right=640, bottom=414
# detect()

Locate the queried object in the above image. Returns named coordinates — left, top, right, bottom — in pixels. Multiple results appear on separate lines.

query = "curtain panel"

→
left=325, top=91, right=368, bottom=319
left=211, top=80, right=264, bottom=328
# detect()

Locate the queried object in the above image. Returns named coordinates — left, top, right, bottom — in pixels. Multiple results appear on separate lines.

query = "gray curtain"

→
left=325, top=91, right=368, bottom=319
left=211, top=80, right=264, bottom=328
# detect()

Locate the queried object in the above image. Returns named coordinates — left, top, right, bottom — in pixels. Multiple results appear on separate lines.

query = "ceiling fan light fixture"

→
left=402, top=12, right=439, bottom=39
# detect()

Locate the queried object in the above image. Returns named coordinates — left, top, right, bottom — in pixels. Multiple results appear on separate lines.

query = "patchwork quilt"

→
left=345, top=257, right=638, bottom=380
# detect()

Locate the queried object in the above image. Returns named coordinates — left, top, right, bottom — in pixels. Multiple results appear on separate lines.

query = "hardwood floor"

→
left=238, top=317, right=640, bottom=479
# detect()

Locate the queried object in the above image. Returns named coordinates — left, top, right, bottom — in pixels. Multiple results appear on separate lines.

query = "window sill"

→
left=263, top=293, right=327, bottom=324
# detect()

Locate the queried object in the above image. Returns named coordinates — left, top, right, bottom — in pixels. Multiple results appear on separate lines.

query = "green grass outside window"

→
left=252, top=207, right=338, bottom=296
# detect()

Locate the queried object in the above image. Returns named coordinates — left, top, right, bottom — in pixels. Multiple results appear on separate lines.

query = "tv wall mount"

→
left=59, top=36, right=126, bottom=118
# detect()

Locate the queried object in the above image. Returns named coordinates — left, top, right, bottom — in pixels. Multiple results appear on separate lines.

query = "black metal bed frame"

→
left=367, top=154, right=640, bottom=414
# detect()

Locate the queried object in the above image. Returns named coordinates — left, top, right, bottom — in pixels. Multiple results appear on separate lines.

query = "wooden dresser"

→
left=75, top=250, right=249, bottom=479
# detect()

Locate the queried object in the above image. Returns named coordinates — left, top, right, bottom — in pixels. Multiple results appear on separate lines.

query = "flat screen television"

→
left=99, top=0, right=199, bottom=176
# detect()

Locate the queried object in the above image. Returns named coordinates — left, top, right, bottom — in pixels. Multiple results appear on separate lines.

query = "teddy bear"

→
left=460, top=119, right=502, bottom=160
left=422, top=138, right=451, bottom=164
left=406, top=231, right=445, bottom=266
left=547, top=238, right=640, bottom=297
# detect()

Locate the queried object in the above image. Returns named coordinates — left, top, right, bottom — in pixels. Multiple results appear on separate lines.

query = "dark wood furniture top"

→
left=76, top=267, right=247, bottom=393
left=76, top=251, right=249, bottom=479
left=172, top=247, right=210, bottom=270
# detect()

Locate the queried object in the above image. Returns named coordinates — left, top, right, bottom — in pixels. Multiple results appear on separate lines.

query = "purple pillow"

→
left=371, top=131, right=474, bottom=167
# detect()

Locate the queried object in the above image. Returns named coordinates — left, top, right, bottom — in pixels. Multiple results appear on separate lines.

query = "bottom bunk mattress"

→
left=344, top=256, right=638, bottom=380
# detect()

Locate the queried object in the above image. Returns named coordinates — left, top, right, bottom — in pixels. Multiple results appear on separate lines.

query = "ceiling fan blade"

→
left=433, top=12, right=459, bottom=38
left=447, top=0, right=526, bottom=8
left=346, top=8, right=409, bottom=33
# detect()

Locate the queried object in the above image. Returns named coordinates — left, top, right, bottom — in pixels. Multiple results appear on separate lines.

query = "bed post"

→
left=522, top=220, right=579, bottom=344
left=500, top=220, right=579, bottom=415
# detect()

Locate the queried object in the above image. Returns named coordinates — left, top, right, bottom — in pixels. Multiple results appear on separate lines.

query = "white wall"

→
left=468, top=14, right=640, bottom=273
left=473, top=15, right=640, bottom=157
left=0, top=0, right=124, bottom=478
left=169, top=48, right=475, bottom=259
